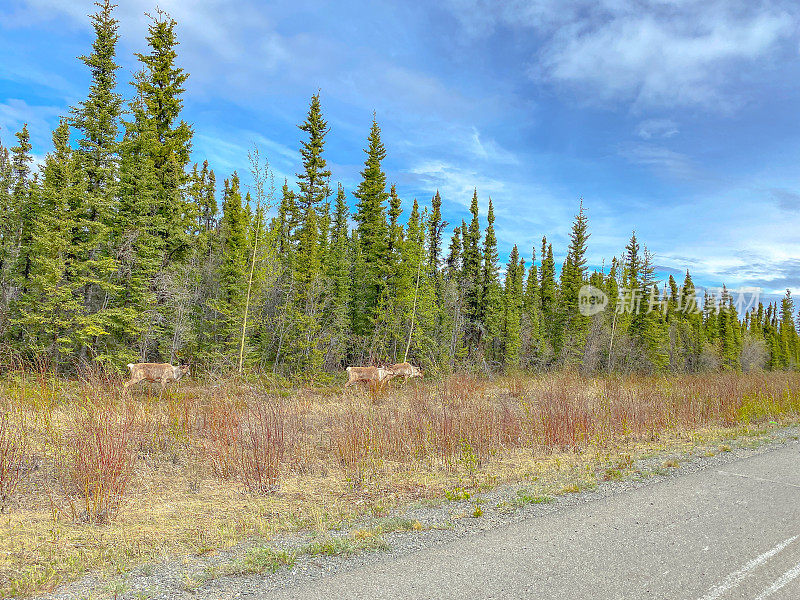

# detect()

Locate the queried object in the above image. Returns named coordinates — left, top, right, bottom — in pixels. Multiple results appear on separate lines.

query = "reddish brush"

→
left=201, top=400, right=241, bottom=479
left=63, top=400, right=135, bottom=523
left=237, top=401, right=286, bottom=494
left=0, top=410, right=27, bottom=513
left=330, top=404, right=373, bottom=485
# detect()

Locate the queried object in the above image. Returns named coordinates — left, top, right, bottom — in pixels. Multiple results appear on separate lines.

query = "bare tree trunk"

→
left=239, top=147, right=275, bottom=374
left=239, top=216, right=260, bottom=374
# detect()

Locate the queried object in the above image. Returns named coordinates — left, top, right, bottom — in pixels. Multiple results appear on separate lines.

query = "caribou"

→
left=123, top=363, right=190, bottom=393
left=344, top=366, right=397, bottom=389
left=385, top=362, right=423, bottom=379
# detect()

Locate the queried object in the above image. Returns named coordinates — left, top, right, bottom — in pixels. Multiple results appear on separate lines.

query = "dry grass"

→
left=0, top=370, right=799, bottom=596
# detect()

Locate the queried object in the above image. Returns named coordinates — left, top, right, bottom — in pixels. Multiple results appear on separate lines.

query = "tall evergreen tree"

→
left=69, top=0, right=124, bottom=364
left=556, top=202, right=590, bottom=360
left=503, top=245, right=524, bottom=367
left=428, top=190, right=446, bottom=280
left=325, top=184, right=352, bottom=355
left=481, top=199, right=503, bottom=360
left=352, top=117, right=389, bottom=336
left=131, top=8, right=193, bottom=264
left=778, top=290, right=799, bottom=369
left=294, top=92, right=331, bottom=305
left=9, top=125, right=35, bottom=296
left=0, top=133, right=14, bottom=335
left=539, top=236, right=557, bottom=349
left=462, top=189, right=482, bottom=349
left=399, top=200, right=436, bottom=364
left=15, top=121, right=83, bottom=362
left=386, top=184, right=404, bottom=291
left=208, top=174, right=249, bottom=360
left=522, top=246, right=544, bottom=363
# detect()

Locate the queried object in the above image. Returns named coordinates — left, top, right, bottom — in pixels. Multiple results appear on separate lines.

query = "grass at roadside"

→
left=1, top=371, right=799, bottom=597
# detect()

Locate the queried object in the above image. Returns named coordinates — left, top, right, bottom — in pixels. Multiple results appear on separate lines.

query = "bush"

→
left=237, top=401, right=286, bottom=494
left=61, top=400, right=136, bottom=523
left=0, top=409, right=27, bottom=512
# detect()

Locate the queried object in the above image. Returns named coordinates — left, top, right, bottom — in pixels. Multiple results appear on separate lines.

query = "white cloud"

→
left=447, top=0, right=797, bottom=110
left=539, top=11, right=791, bottom=109
left=636, top=118, right=679, bottom=139
left=406, top=158, right=580, bottom=257
left=0, top=98, right=62, bottom=148
left=408, top=160, right=506, bottom=209
left=618, top=142, right=700, bottom=180
left=469, top=128, right=520, bottom=164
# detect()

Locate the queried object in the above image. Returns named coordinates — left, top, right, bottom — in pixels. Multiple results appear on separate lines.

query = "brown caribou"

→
left=123, top=363, right=190, bottom=393
left=385, top=362, right=423, bottom=379
left=344, top=366, right=397, bottom=389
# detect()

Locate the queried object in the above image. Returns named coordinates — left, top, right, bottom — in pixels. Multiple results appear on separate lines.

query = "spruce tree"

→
left=462, top=189, right=482, bottom=349
left=10, top=125, right=35, bottom=292
left=387, top=184, right=404, bottom=292
left=17, top=121, right=83, bottom=362
left=778, top=290, right=798, bottom=369
left=131, top=8, right=193, bottom=264
left=276, top=179, right=297, bottom=259
left=428, top=190, right=446, bottom=280
left=445, top=226, right=462, bottom=278
left=481, top=199, right=503, bottom=360
left=557, top=202, right=590, bottom=361
left=539, top=236, right=557, bottom=350
left=399, top=200, right=436, bottom=364
left=325, top=184, right=352, bottom=359
left=208, top=174, right=249, bottom=359
left=503, top=245, right=524, bottom=368
left=294, top=92, right=331, bottom=305
left=0, top=133, right=13, bottom=334
left=522, top=247, right=544, bottom=363
left=70, top=0, right=124, bottom=364
left=116, top=93, right=161, bottom=359
left=352, top=117, right=389, bottom=335
left=443, top=225, right=465, bottom=366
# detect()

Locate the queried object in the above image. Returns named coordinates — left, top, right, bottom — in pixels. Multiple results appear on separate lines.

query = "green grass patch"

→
left=512, top=489, right=554, bottom=507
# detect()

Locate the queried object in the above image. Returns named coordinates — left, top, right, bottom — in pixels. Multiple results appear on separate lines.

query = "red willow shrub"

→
left=0, top=409, right=27, bottom=513
left=201, top=399, right=241, bottom=479
left=64, top=400, right=136, bottom=523
left=200, top=373, right=800, bottom=491
left=237, top=401, right=286, bottom=494
left=330, top=403, right=374, bottom=485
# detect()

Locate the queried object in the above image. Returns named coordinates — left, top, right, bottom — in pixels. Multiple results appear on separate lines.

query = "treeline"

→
left=0, top=2, right=798, bottom=376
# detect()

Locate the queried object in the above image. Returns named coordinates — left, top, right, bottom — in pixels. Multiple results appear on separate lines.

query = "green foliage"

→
left=481, top=199, right=503, bottom=362
left=557, top=202, right=590, bottom=362
left=352, top=118, right=389, bottom=337
left=503, top=245, right=524, bottom=367
left=1, top=4, right=795, bottom=378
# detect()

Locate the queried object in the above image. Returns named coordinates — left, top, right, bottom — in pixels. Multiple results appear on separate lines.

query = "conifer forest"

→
left=1, top=1, right=798, bottom=378
left=4, top=3, right=800, bottom=597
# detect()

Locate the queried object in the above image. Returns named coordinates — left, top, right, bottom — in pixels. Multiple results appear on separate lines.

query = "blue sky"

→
left=2, top=0, right=800, bottom=300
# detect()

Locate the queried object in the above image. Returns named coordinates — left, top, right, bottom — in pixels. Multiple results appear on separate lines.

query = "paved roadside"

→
left=262, top=441, right=800, bottom=600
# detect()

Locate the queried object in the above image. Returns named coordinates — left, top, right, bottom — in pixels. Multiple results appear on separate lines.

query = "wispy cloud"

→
left=407, top=160, right=507, bottom=210
left=0, top=98, right=63, bottom=147
left=469, top=128, right=519, bottom=164
left=636, top=119, right=679, bottom=140
left=618, top=142, right=699, bottom=181
left=447, top=0, right=797, bottom=111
